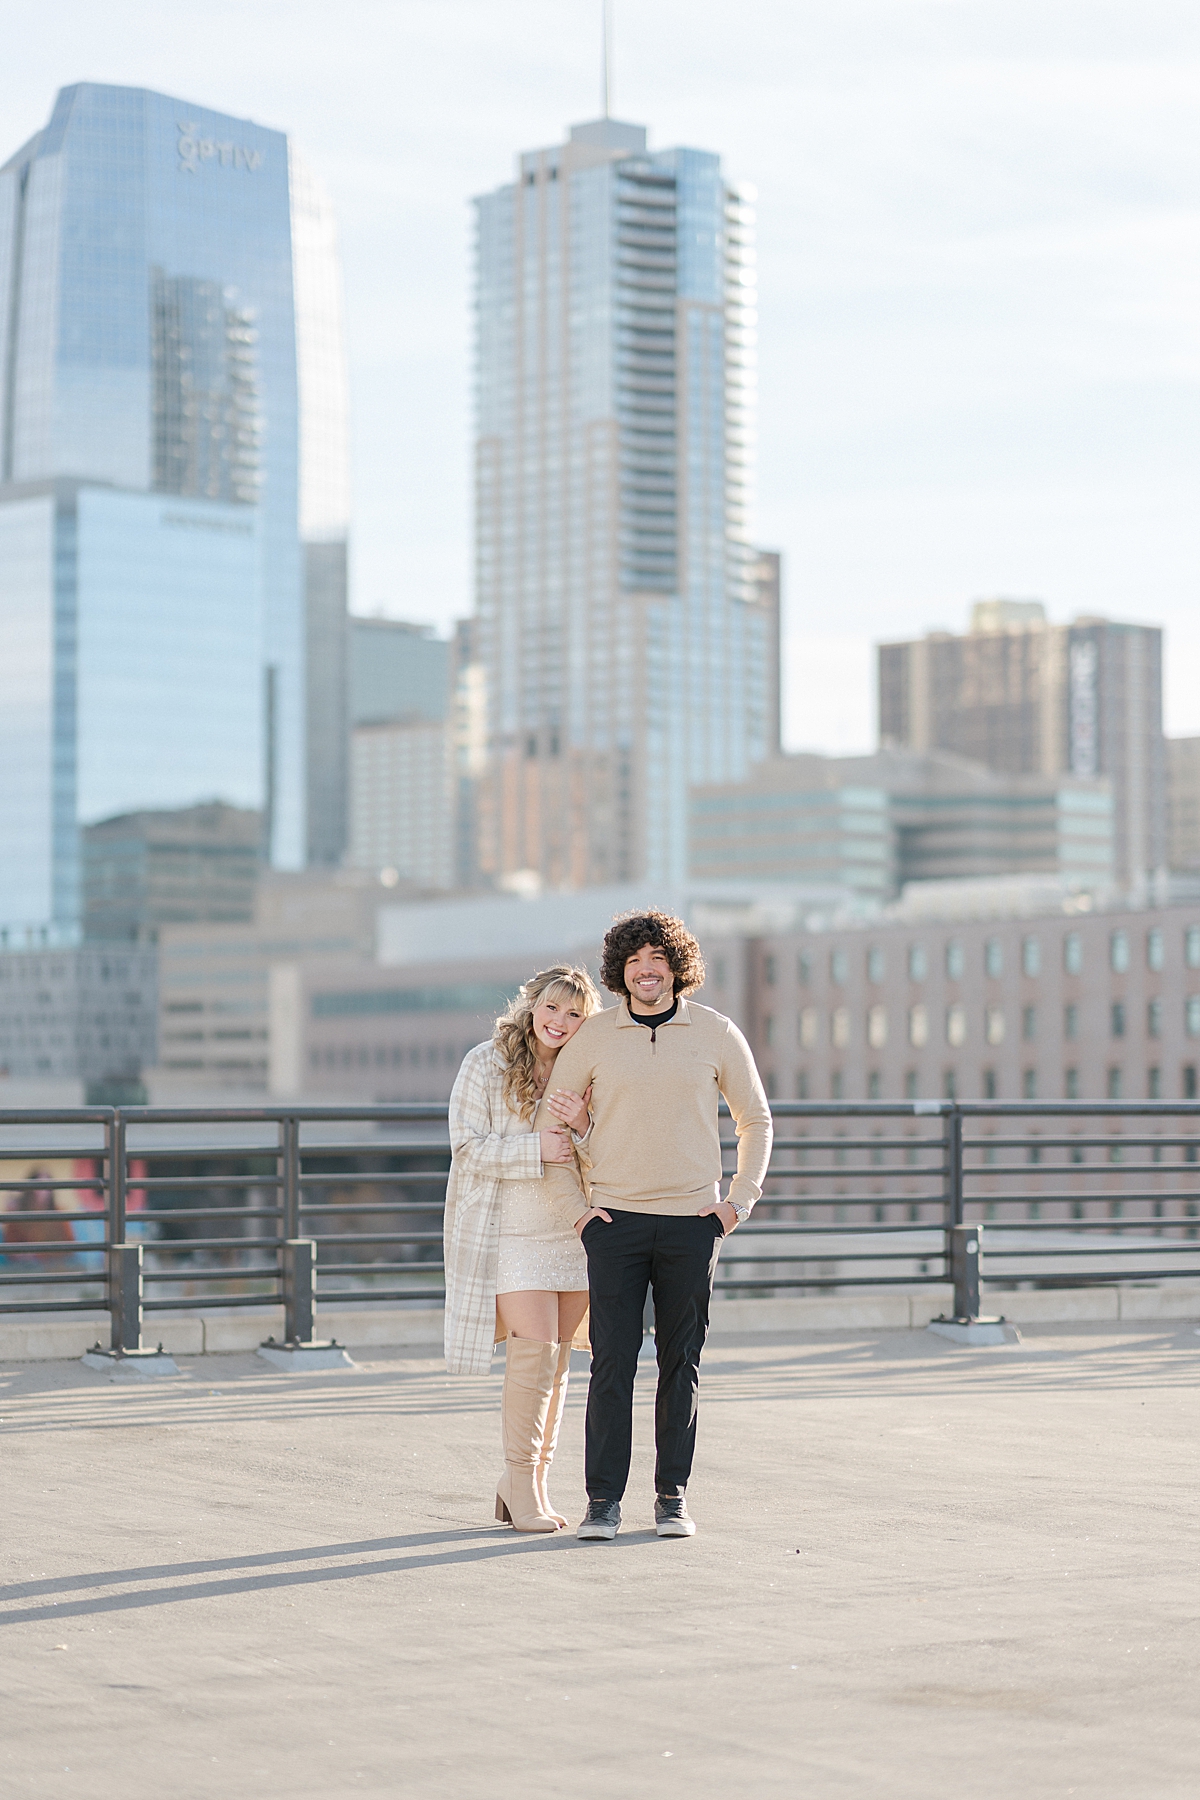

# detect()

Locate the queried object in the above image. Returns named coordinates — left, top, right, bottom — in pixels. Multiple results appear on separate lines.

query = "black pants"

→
left=581, top=1208, right=723, bottom=1502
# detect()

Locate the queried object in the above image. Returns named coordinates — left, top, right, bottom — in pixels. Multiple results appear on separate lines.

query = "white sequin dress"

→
left=495, top=1095, right=589, bottom=1294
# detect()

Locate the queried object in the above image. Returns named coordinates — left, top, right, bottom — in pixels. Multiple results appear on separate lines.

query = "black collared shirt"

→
left=626, top=995, right=679, bottom=1043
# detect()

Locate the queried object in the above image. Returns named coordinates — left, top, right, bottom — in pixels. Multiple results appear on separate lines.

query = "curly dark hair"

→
left=600, top=910, right=706, bottom=999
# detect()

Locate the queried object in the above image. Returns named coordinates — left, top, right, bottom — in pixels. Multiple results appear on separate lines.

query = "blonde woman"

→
left=445, top=966, right=600, bottom=1532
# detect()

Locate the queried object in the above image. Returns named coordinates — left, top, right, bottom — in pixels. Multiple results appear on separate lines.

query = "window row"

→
left=777, top=925, right=1200, bottom=988
left=309, top=1042, right=468, bottom=1070
left=781, top=996, right=1200, bottom=1051
left=782, top=1065, right=1200, bottom=1102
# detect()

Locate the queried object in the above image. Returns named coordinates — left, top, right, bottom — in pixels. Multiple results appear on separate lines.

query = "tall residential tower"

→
left=473, top=117, right=771, bottom=890
left=0, top=84, right=350, bottom=937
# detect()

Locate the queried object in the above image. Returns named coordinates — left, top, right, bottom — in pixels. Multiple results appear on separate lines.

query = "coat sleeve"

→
left=717, top=1021, right=773, bottom=1215
left=448, top=1048, right=543, bottom=1186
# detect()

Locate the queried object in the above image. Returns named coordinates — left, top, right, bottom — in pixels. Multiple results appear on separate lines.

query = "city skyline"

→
left=0, top=1, right=1193, bottom=761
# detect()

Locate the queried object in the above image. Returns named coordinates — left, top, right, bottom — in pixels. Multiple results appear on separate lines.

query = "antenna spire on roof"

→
left=602, top=0, right=613, bottom=117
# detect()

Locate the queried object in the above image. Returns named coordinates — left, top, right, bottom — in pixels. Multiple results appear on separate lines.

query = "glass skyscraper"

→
left=474, top=117, right=772, bottom=890
left=0, top=83, right=350, bottom=938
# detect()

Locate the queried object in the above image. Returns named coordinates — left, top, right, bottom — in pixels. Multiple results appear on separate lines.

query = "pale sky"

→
left=4, top=1, right=1198, bottom=747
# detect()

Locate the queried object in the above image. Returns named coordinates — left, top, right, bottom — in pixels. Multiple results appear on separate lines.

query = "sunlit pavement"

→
left=2, top=1321, right=1198, bottom=1799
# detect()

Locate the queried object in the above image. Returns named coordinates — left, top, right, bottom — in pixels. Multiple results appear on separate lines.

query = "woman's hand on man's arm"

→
left=546, top=1084, right=591, bottom=1134
left=539, top=1128, right=575, bottom=1165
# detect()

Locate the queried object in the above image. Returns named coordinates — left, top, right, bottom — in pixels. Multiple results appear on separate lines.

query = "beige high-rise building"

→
left=878, top=602, right=1165, bottom=891
left=473, top=117, right=772, bottom=891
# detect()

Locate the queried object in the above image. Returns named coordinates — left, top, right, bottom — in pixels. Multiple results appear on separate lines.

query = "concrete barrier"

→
left=1, top=1286, right=1196, bottom=1362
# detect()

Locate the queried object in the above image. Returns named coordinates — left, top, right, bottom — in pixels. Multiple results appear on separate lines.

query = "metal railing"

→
left=1, top=1099, right=1198, bottom=1353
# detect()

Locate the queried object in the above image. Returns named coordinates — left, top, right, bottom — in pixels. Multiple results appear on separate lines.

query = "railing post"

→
left=949, top=1222, right=981, bottom=1322
left=110, top=1243, right=144, bottom=1354
left=106, top=1111, right=142, bottom=1352
left=281, top=1114, right=301, bottom=1239
left=945, top=1102, right=964, bottom=1229
left=282, top=1238, right=316, bottom=1345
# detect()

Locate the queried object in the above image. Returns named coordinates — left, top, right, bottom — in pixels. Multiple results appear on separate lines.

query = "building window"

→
left=1184, top=1065, right=1198, bottom=1100
left=984, top=938, right=1003, bottom=978
left=867, top=1004, right=887, bottom=1049
left=763, top=954, right=776, bottom=987
left=1111, top=1001, right=1126, bottom=1038
left=764, top=1014, right=775, bottom=1046
left=1022, top=1068, right=1038, bottom=1100
left=1186, top=928, right=1200, bottom=970
left=1064, top=932, right=1083, bottom=975
left=831, top=1006, right=851, bottom=1049
left=1148, top=999, right=1162, bottom=1040
left=867, top=946, right=885, bottom=983
left=985, top=1006, right=1006, bottom=1046
left=946, top=1004, right=966, bottom=1047
left=903, top=1070, right=917, bottom=1099
left=908, top=944, right=927, bottom=981
left=1022, top=1005, right=1037, bottom=1042
left=712, top=958, right=727, bottom=989
left=1064, top=1003, right=1078, bottom=1040
left=1022, top=936, right=1041, bottom=977
left=1147, top=929, right=1164, bottom=972
left=765, top=1071, right=777, bottom=1099
left=1065, top=1066, right=1079, bottom=1099
left=1148, top=1065, right=1162, bottom=1099
left=867, top=1071, right=882, bottom=1100
left=830, top=949, right=848, bottom=985
left=1110, top=930, right=1129, bottom=974
left=982, top=1068, right=997, bottom=1100
left=797, top=953, right=811, bottom=985
left=943, top=1069, right=957, bottom=1100
left=908, top=1004, right=929, bottom=1048
left=799, top=1007, right=819, bottom=1048
left=1107, top=1066, right=1123, bottom=1099
left=945, top=939, right=964, bottom=980
left=1187, top=997, right=1200, bottom=1040
left=797, top=1072, right=810, bottom=1099
left=831, top=1071, right=844, bottom=1100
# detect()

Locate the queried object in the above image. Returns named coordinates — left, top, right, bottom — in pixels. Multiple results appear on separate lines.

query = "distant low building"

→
left=1167, top=737, right=1200, bottom=875
left=150, top=868, right=394, bottom=1100
left=0, top=944, right=157, bottom=1104
left=82, top=802, right=263, bottom=941
left=346, top=617, right=455, bottom=889
left=736, top=897, right=1200, bottom=1107
left=689, top=749, right=1113, bottom=900
left=878, top=601, right=1164, bottom=892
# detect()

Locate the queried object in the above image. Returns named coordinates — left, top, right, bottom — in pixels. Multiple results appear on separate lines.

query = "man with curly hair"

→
left=544, top=909, right=772, bottom=1540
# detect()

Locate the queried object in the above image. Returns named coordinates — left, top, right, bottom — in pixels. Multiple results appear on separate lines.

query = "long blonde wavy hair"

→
left=493, top=965, right=601, bottom=1121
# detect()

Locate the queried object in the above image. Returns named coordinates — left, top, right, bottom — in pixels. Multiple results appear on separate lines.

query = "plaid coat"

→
left=443, top=1041, right=545, bottom=1375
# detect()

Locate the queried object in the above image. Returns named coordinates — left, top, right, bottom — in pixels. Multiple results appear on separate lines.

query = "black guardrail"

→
left=0, top=1100, right=1197, bottom=1353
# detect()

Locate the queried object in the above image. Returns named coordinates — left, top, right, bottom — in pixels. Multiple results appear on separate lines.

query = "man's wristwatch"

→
left=725, top=1199, right=751, bottom=1226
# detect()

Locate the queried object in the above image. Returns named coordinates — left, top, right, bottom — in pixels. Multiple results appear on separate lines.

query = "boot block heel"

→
left=495, top=1495, right=512, bottom=1523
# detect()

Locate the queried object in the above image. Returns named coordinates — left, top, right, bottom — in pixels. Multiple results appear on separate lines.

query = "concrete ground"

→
left=2, top=1323, right=1198, bottom=1800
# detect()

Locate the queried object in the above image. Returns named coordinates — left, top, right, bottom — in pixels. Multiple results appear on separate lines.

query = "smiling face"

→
left=531, top=987, right=590, bottom=1057
left=623, top=943, right=675, bottom=1013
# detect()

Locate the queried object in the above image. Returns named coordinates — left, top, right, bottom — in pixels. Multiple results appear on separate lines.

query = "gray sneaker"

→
left=654, top=1494, right=696, bottom=1537
left=577, top=1498, right=621, bottom=1541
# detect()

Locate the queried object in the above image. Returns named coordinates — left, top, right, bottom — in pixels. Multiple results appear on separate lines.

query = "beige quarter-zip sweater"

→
left=548, top=997, right=773, bottom=1223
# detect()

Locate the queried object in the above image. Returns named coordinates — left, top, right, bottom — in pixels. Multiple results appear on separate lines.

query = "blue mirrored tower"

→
left=0, top=83, right=350, bottom=937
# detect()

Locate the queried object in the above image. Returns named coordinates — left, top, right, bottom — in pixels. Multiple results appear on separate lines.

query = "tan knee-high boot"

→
left=536, top=1339, right=573, bottom=1528
left=495, top=1336, right=560, bottom=1532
